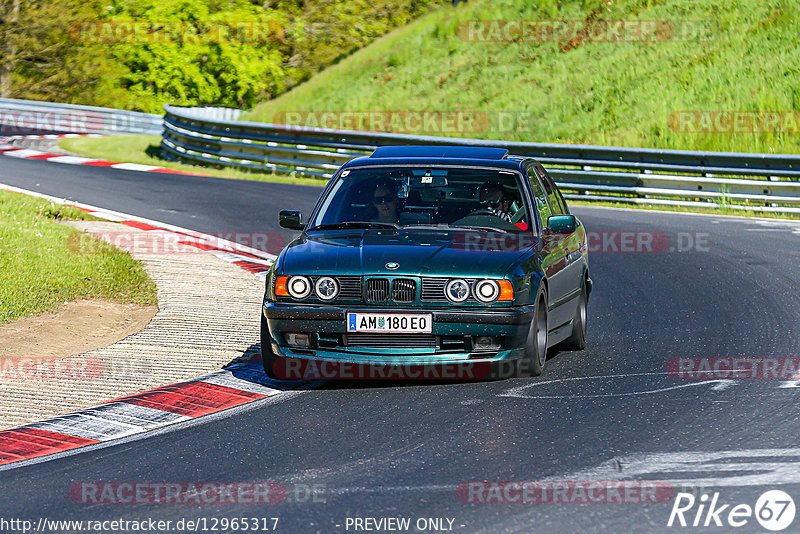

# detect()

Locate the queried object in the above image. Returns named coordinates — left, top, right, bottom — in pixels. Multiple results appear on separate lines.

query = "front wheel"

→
left=521, top=293, right=548, bottom=377
left=260, top=314, right=279, bottom=379
left=560, top=284, right=587, bottom=351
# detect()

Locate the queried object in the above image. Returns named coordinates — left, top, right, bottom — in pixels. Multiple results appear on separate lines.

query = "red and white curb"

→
left=0, top=183, right=284, bottom=467
left=0, top=365, right=299, bottom=466
left=0, top=134, right=206, bottom=176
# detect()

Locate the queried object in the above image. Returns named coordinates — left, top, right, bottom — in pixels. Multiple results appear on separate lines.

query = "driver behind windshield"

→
left=479, top=181, right=513, bottom=222
left=371, top=178, right=401, bottom=224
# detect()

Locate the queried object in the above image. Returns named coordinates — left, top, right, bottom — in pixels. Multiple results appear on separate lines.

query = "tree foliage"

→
left=1, top=0, right=128, bottom=106
left=279, top=0, right=445, bottom=84
left=105, top=0, right=293, bottom=111
left=1, top=0, right=446, bottom=111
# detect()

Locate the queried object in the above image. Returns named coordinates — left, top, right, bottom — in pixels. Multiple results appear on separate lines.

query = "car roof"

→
left=341, top=146, right=535, bottom=172
left=370, top=145, right=509, bottom=160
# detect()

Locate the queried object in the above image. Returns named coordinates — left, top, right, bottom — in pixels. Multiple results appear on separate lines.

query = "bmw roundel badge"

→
left=385, top=262, right=399, bottom=270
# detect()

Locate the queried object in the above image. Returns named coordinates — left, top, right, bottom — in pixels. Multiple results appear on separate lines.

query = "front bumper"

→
left=263, top=302, right=534, bottom=364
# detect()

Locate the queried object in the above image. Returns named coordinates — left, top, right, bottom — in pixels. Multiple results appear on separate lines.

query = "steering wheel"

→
left=465, top=208, right=498, bottom=218
left=509, top=201, right=526, bottom=224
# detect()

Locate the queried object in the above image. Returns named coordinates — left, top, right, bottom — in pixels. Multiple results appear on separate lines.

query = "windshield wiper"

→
left=402, top=224, right=510, bottom=233
left=402, top=224, right=452, bottom=230
left=446, top=225, right=509, bottom=233
left=307, top=221, right=399, bottom=231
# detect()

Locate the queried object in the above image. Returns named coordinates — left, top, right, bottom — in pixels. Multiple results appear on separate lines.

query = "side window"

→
left=539, top=169, right=566, bottom=215
left=556, top=187, right=570, bottom=214
left=548, top=174, right=570, bottom=215
left=527, top=166, right=552, bottom=231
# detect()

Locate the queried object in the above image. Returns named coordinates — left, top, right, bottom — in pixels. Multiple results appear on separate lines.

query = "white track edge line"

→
left=0, top=182, right=276, bottom=262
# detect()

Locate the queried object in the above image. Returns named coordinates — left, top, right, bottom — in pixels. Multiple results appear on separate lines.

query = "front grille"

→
left=345, top=334, right=436, bottom=349
left=365, top=278, right=390, bottom=302
left=391, top=278, right=416, bottom=303
left=336, top=276, right=362, bottom=300
left=421, top=278, right=448, bottom=301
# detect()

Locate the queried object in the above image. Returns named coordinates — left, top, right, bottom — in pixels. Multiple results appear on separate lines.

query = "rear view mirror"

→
left=279, top=210, right=304, bottom=230
left=547, top=214, right=576, bottom=234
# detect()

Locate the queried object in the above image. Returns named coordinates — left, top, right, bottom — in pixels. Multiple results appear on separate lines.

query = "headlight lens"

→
left=475, top=279, right=500, bottom=303
left=445, top=279, right=470, bottom=303
left=315, top=276, right=339, bottom=300
left=287, top=275, right=312, bottom=299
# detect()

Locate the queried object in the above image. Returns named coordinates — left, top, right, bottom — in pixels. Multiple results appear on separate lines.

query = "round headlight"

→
left=287, top=276, right=312, bottom=299
left=475, top=279, right=500, bottom=303
left=315, top=276, right=339, bottom=300
left=445, top=279, right=470, bottom=303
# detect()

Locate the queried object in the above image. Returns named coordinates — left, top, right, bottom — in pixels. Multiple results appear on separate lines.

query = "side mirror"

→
left=279, top=210, right=304, bottom=230
left=547, top=214, right=576, bottom=234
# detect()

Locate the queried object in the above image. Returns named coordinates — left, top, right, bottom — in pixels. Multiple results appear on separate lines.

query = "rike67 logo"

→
left=668, top=490, right=796, bottom=531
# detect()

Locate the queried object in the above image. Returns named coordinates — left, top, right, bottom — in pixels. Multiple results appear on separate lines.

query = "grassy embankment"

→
left=246, top=0, right=799, bottom=154
left=0, top=191, right=157, bottom=324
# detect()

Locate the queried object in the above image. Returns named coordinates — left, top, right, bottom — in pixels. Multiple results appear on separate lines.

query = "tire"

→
left=521, top=292, right=548, bottom=377
left=260, top=314, right=279, bottom=379
left=561, top=284, right=587, bottom=351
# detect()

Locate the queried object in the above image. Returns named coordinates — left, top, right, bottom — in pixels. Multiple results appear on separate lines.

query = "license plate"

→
left=347, top=313, right=432, bottom=333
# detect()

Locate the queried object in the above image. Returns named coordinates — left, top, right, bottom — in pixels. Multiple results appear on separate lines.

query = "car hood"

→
left=279, top=230, right=532, bottom=278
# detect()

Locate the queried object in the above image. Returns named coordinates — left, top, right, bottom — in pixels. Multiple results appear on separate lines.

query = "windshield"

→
left=309, top=167, right=531, bottom=232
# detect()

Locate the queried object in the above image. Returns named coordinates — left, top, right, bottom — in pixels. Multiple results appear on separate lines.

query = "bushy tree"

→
left=1, top=0, right=128, bottom=106
left=106, top=0, right=294, bottom=111
left=1, top=0, right=445, bottom=110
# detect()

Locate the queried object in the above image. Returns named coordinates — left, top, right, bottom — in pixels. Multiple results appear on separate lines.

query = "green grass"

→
left=58, top=135, right=330, bottom=186
left=245, top=0, right=800, bottom=155
left=0, top=190, right=158, bottom=324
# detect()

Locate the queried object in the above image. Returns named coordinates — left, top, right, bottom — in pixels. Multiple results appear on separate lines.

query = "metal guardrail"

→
left=178, top=106, right=243, bottom=121
left=0, top=98, right=162, bottom=136
left=160, top=104, right=800, bottom=214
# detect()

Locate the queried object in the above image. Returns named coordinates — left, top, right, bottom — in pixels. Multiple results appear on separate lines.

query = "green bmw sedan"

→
left=261, top=146, right=591, bottom=379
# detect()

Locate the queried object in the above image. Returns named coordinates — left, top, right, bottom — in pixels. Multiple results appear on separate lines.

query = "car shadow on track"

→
left=222, top=344, right=566, bottom=392
left=308, top=347, right=568, bottom=391
left=223, top=344, right=313, bottom=391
